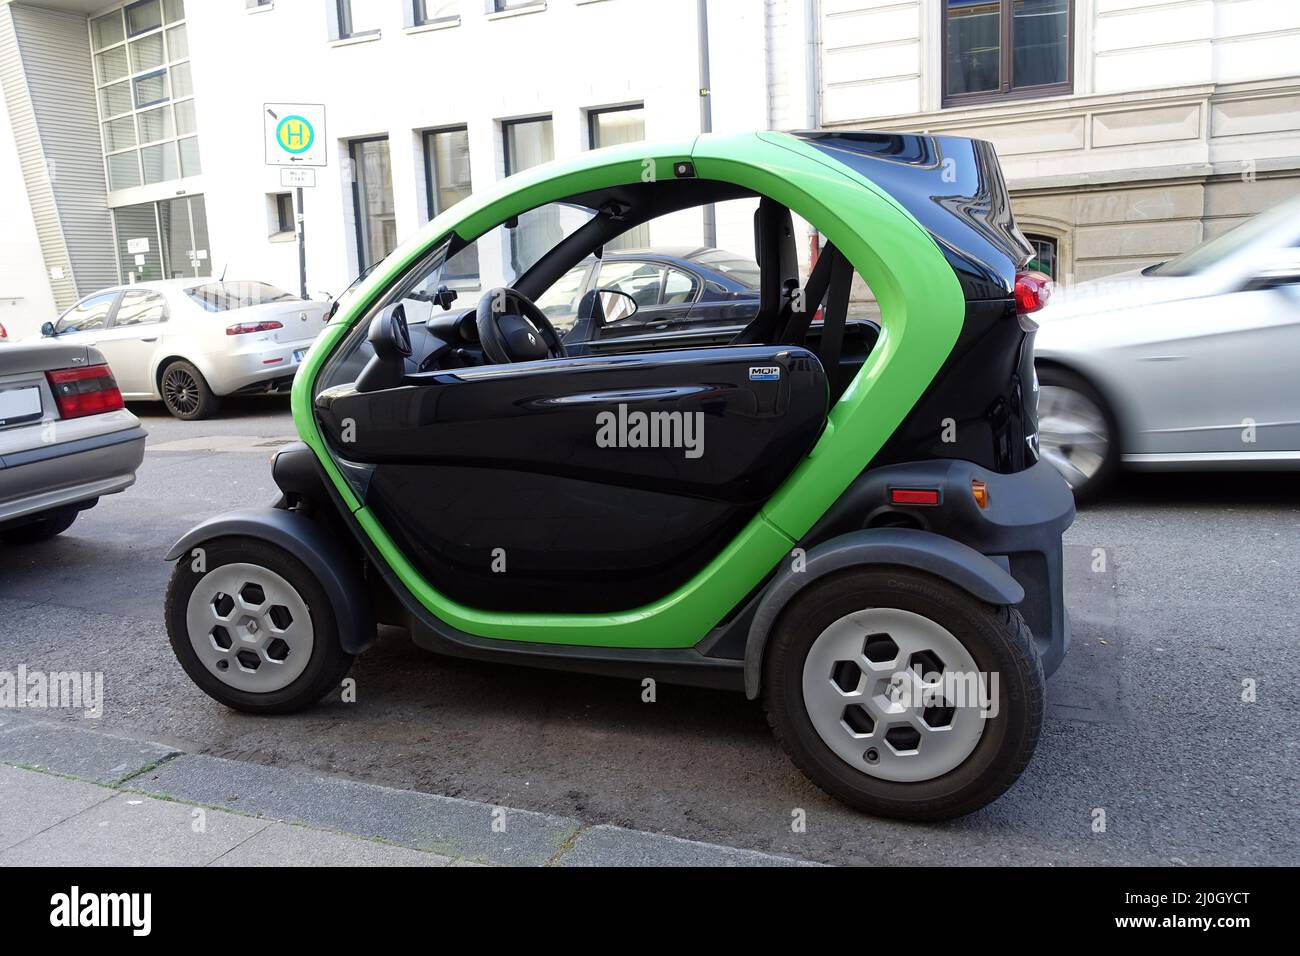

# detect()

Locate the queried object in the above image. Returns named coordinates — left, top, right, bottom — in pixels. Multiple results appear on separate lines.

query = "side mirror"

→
left=40, top=321, right=56, bottom=337
left=597, top=289, right=638, bottom=323
left=1245, top=249, right=1300, bottom=291
left=356, top=303, right=412, bottom=392
left=432, top=284, right=458, bottom=311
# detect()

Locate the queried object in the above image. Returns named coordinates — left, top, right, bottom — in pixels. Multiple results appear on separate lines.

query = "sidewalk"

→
left=0, top=713, right=817, bottom=867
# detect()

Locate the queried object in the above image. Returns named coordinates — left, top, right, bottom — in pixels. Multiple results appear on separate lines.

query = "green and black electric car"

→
left=165, top=131, right=1074, bottom=820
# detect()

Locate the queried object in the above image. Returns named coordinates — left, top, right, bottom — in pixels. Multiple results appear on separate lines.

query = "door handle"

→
left=140, top=337, right=158, bottom=342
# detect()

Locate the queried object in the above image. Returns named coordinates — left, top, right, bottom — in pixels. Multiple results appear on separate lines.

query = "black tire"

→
left=0, top=505, right=80, bottom=544
left=1036, top=364, right=1119, bottom=504
left=165, top=536, right=354, bottom=714
left=160, top=359, right=220, bottom=420
left=763, top=567, right=1044, bottom=821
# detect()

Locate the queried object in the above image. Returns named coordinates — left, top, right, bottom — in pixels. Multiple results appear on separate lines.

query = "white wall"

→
left=0, top=82, right=56, bottom=338
left=182, top=0, right=748, bottom=301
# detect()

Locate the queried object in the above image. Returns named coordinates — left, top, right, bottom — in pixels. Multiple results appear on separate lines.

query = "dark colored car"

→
left=536, top=247, right=761, bottom=343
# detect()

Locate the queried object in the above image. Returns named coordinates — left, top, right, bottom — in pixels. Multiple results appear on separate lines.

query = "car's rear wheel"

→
left=0, top=504, right=81, bottom=544
left=1036, top=364, right=1118, bottom=502
left=763, top=567, right=1043, bottom=821
left=165, top=537, right=354, bottom=714
left=160, top=359, right=219, bottom=420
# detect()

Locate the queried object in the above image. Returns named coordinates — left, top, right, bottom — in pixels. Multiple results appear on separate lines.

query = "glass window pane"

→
left=95, top=46, right=128, bottom=84
left=350, top=138, right=396, bottom=269
left=133, top=70, right=169, bottom=108
left=591, top=107, right=645, bottom=149
left=166, top=24, right=188, bottom=61
left=170, top=61, right=192, bottom=98
left=114, top=202, right=163, bottom=280
left=503, top=118, right=554, bottom=175
left=114, top=291, right=167, bottom=326
left=100, top=81, right=133, bottom=117
left=1012, top=0, right=1069, bottom=89
left=427, top=127, right=471, bottom=216
left=416, top=0, right=458, bottom=23
left=174, top=98, right=196, bottom=135
left=163, top=0, right=185, bottom=23
left=945, top=0, right=1001, bottom=96
left=103, top=116, right=137, bottom=151
left=108, top=151, right=141, bottom=190
left=141, top=142, right=178, bottom=183
left=91, top=12, right=125, bottom=50
left=125, top=0, right=163, bottom=36
left=179, top=136, right=201, bottom=177
left=129, top=33, right=165, bottom=72
left=137, top=105, right=173, bottom=143
left=664, top=269, right=695, bottom=305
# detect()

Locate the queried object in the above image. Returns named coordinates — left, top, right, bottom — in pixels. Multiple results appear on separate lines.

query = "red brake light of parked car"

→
left=889, top=488, right=941, bottom=506
left=45, top=364, right=124, bottom=419
left=0, top=322, right=8, bottom=340
left=226, top=320, right=284, bottom=336
left=1014, top=271, right=1053, bottom=315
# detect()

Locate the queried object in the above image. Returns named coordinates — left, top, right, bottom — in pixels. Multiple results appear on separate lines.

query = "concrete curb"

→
left=0, top=713, right=819, bottom=867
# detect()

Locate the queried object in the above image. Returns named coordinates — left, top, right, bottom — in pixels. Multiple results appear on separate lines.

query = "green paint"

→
left=293, top=132, right=966, bottom=649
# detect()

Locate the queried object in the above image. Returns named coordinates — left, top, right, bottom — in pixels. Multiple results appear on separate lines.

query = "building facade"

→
left=812, top=0, right=1300, bottom=283
left=2, top=0, right=1298, bottom=338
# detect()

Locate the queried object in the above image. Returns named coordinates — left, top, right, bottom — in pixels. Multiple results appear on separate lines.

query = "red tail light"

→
left=1014, top=271, right=1053, bottom=315
left=45, top=364, right=124, bottom=419
left=889, top=488, right=941, bottom=506
left=226, top=320, right=283, bottom=336
left=0, top=322, right=8, bottom=340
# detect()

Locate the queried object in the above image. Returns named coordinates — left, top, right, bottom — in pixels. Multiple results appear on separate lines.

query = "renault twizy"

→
left=165, top=131, right=1074, bottom=820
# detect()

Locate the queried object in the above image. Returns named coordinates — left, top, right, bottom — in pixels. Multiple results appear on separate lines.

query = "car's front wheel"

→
left=165, top=537, right=354, bottom=714
left=160, top=359, right=219, bottom=420
left=1036, top=364, right=1119, bottom=502
left=763, top=567, right=1044, bottom=821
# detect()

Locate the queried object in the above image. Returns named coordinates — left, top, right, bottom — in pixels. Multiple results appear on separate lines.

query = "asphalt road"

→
left=2, top=395, right=1297, bottom=866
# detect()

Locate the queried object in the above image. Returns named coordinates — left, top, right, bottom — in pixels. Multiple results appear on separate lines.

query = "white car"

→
left=37, top=279, right=329, bottom=419
left=1034, top=196, right=1300, bottom=499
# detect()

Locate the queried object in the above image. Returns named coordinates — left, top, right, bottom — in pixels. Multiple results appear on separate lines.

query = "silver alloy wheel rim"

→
left=163, top=367, right=199, bottom=416
left=802, top=608, right=988, bottom=783
left=185, top=563, right=314, bottom=693
left=1037, top=384, right=1110, bottom=489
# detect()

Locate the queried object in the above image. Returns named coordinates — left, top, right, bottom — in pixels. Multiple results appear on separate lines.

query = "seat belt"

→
left=777, top=243, right=837, bottom=345
left=816, top=249, right=853, bottom=394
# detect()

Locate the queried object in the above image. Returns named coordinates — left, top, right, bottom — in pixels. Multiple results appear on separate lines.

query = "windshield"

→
left=1149, top=200, right=1299, bottom=277
left=187, top=281, right=297, bottom=312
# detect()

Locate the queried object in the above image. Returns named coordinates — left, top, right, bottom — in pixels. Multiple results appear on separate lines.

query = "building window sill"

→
left=574, top=0, right=611, bottom=5
left=487, top=3, right=545, bottom=22
left=269, top=231, right=296, bottom=244
left=246, top=3, right=273, bottom=14
left=406, top=17, right=460, bottom=35
left=330, top=30, right=381, bottom=48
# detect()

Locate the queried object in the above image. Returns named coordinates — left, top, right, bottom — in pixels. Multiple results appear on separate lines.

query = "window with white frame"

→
left=92, top=0, right=198, bottom=192
left=414, top=0, right=458, bottom=25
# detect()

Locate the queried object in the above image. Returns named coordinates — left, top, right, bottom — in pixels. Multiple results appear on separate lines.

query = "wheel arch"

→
left=742, top=528, right=1025, bottom=700
left=164, top=507, right=376, bottom=654
left=1033, top=355, right=1128, bottom=453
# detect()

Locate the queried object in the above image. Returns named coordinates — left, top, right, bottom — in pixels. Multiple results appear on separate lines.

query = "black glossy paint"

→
left=795, top=131, right=1032, bottom=300
left=314, top=345, right=828, bottom=612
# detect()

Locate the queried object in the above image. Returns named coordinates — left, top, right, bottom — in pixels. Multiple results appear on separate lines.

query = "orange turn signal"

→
left=971, top=479, right=989, bottom=509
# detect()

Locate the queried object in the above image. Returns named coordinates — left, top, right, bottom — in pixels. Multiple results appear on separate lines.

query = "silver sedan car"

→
left=1033, top=196, right=1300, bottom=499
left=0, top=340, right=145, bottom=543
left=38, top=279, right=329, bottom=420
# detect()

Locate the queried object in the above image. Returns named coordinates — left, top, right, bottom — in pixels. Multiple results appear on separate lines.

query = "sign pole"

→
left=296, top=186, right=307, bottom=300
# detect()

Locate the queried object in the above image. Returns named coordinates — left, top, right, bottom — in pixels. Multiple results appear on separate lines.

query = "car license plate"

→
left=0, top=385, right=42, bottom=428
left=293, top=349, right=307, bottom=363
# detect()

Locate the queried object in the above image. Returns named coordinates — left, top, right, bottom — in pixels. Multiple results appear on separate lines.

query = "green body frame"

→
left=291, top=131, right=966, bottom=649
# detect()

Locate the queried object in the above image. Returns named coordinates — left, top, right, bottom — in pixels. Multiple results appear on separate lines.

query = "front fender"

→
left=165, top=507, right=376, bottom=654
left=742, top=527, right=1024, bottom=699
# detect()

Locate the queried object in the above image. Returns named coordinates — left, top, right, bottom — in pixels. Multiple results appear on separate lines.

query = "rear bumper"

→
left=814, top=457, right=1076, bottom=676
left=0, top=426, right=146, bottom=524
left=205, top=337, right=316, bottom=395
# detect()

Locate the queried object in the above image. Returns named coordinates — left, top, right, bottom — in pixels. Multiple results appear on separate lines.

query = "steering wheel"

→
left=475, top=287, right=567, bottom=364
